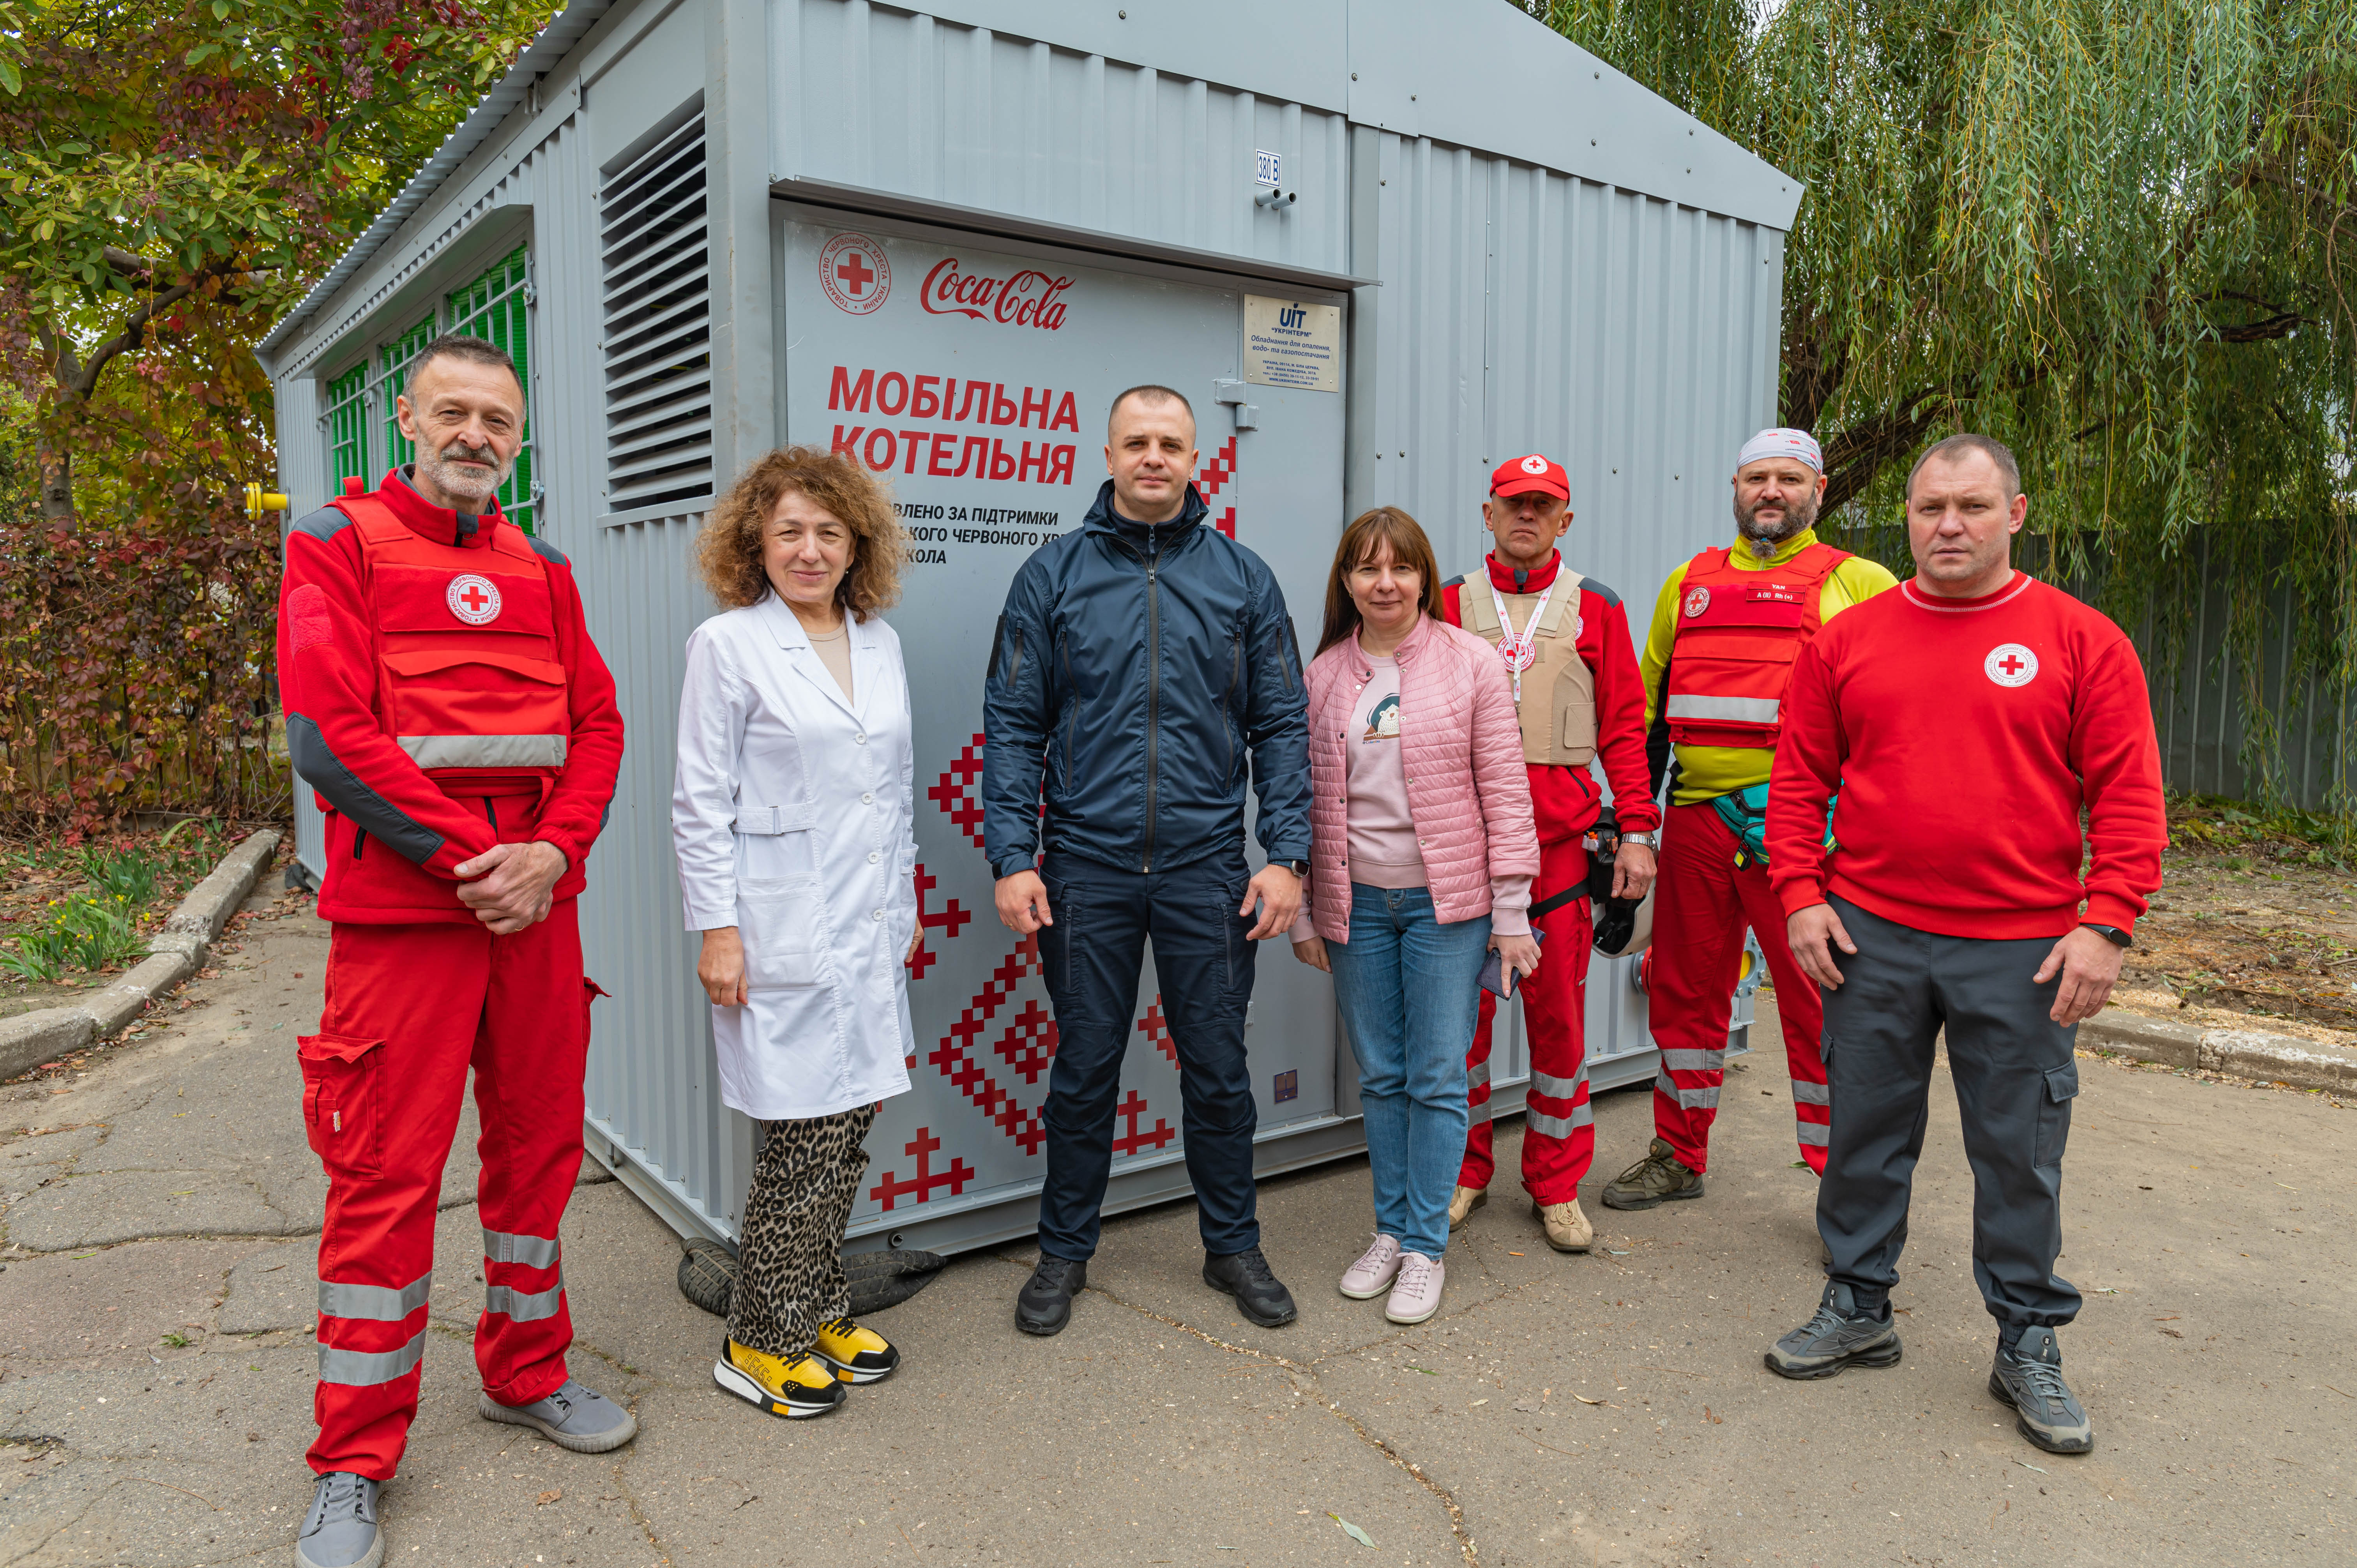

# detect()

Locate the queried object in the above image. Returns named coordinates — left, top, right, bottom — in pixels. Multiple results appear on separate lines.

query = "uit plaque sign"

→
left=1242, top=295, right=1341, bottom=393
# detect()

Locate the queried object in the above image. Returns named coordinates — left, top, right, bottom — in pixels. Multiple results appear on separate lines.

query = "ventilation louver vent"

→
left=600, top=115, right=713, bottom=514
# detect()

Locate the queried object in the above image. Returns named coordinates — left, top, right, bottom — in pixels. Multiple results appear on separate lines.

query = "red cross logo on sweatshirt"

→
left=1984, top=643, right=2039, bottom=687
left=446, top=573, right=502, bottom=625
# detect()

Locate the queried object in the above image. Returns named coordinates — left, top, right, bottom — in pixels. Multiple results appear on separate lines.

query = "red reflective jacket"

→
left=1662, top=541, right=1850, bottom=751
left=278, top=470, right=624, bottom=924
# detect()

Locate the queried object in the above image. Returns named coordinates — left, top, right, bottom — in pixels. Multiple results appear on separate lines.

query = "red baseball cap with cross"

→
left=1491, top=453, right=1569, bottom=501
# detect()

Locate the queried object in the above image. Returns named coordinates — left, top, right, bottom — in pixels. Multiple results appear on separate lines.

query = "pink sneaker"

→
left=1338, top=1234, right=1403, bottom=1299
left=1384, top=1251, right=1445, bottom=1324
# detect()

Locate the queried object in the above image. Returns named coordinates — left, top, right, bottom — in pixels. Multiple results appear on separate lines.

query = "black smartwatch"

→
left=1280, top=859, right=1310, bottom=878
left=2079, top=923, right=2133, bottom=949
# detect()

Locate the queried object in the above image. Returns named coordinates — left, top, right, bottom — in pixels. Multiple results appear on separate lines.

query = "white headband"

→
left=1736, top=427, right=1823, bottom=474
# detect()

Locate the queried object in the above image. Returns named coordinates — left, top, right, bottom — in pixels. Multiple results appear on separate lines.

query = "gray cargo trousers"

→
left=1815, top=896, right=2083, bottom=1331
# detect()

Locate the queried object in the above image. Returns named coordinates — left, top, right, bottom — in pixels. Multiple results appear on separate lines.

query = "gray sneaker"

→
left=1764, top=1280, right=1903, bottom=1379
left=1599, top=1138, right=1705, bottom=1211
left=1989, top=1326, right=2094, bottom=1454
left=294, top=1471, right=383, bottom=1568
left=479, top=1377, right=639, bottom=1453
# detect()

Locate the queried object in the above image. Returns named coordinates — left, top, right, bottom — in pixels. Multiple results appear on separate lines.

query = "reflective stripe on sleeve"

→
left=317, top=1272, right=433, bottom=1323
left=1469, top=1097, right=1494, bottom=1126
left=1526, top=1102, right=1595, bottom=1140
left=1664, top=694, right=1780, bottom=724
left=399, top=735, right=569, bottom=770
left=1467, top=1059, right=1491, bottom=1091
left=1797, top=1121, right=1831, bottom=1146
left=318, top=1328, right=428, bottom=1388
left=482, top=1227, right=561, bottom=1269
left=484, top=1276, right=566, bottom=1323
left=1653, top=1072, right=1720, bottom=1110
left=1658, top=1048, right=1727, bottom=1073
left=1791, top=1081, right=1832, bottom=1105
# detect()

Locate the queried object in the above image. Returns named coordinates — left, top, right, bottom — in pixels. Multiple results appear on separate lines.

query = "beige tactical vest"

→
left=1459, top=568, right=1597, bottom=766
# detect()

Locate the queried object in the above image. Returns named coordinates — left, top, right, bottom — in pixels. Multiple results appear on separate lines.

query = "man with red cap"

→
left=276, top=334, right=631, bottom=1568
left=1436, top=454, right=1657, bottom=1253
left=1601, top=427, right=1897, bottom=1215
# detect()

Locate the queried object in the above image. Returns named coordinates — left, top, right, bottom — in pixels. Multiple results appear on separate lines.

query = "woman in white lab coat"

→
left=671, top=445, right=919, bottom=1421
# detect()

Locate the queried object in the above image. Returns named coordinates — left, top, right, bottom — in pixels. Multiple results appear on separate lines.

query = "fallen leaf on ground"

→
left=1327, top=1513, right=1374, bottom=1548
left=537, top=1489, right=560, bottom=1506
left=1703, top=1406, right=1722, bottom=1424
left=1572, top=1393, right=1608, bottom=1406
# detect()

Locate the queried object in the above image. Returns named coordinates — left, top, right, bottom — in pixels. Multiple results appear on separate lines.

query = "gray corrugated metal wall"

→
left=2142, top=580, right=2355, bottom=812
left=774, top=0, right=1353, bottom=278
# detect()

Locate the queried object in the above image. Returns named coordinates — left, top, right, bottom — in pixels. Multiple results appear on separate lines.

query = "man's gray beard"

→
left=418, top=440, right=516, bottom=507
left=1735, top=493, right=1819, bottom=557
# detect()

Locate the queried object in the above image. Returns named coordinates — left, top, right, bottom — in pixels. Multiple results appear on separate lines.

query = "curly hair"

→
left=696, top=446, right=907, bottom=619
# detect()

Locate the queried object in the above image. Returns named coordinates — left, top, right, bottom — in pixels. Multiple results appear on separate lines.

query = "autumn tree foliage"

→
left=0, top=0, right=556, bottom=821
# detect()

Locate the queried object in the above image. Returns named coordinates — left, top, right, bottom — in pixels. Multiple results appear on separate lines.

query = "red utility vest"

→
left=329, top=478, right=572, bottom=796
left=1663, top=541, right=1851, bottom=750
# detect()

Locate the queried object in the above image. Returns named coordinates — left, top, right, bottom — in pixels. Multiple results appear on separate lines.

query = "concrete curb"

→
left=2079, top=1006, right=2357, bottom=1095
left=0, top=828, right=281, bottom=1082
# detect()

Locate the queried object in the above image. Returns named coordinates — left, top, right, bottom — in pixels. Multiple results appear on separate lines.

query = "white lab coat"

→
left=671, top=596, right=917, bottom=1121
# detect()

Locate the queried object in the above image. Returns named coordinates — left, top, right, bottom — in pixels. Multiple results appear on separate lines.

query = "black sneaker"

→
left=1016, top=1255, right=1087, bottom=1336
left=1599, top=1137, right=1706, bottom=1211
left=1203, top=1245, right=1298, bottom=1328
left=1764, top=1280, right=1903, bottom=1379
left=1990, top=1326, right=2094, bottom=1455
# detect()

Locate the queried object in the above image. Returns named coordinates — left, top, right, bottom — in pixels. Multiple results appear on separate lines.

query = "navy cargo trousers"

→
left=1034, top=850, right=1262, bottom=1261
left=1817, top=896, right=2084, bottom=1333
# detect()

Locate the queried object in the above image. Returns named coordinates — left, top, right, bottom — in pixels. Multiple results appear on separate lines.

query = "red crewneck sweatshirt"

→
left=1766, top=571, right=2165, bottom=940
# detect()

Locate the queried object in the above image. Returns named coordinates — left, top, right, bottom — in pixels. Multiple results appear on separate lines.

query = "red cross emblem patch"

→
left=447, top=573, right=502, bottom=626
left=1984, top=643, right=2038, bottom=687
left=1682, top=584, right=1711, bottom=618
left=820, top=232, right=892, bottom=315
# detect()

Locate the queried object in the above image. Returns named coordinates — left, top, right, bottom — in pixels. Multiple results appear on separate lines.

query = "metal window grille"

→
left=600, top=115, right=714, bottom=513
left=372, top=314, right=438, bottom=473
left=323, top=362, right=370, bottom=489
left=447, top=246, right=541, bottom=533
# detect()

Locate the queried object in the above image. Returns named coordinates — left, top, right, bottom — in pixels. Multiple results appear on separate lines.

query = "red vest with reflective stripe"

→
left=1663, top=541, right=1851, bottom=749
left=331, top=486, right=571, bottom=794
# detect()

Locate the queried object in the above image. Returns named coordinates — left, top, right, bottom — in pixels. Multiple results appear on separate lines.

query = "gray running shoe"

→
left=479, top=1378, right=639, bottom=1453
left=294, top=1471, right=383, bottom=1568
left=1989, top=1326, right=2094, bottom=1454
left=1764, top=1280, right=1902, bottom=1379
left=1599, top=1138, right=1705, bottom=1211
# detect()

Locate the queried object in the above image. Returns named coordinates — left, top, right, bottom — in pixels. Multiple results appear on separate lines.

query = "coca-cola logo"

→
left=921, top=257, right=1073, bottom=330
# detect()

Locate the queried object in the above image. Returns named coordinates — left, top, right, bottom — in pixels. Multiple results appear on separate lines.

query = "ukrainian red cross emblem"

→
left=1682, top=584, right=1711, bottom=619
left=447, top=573, right=502, bottom=625
left=820, top=232, right=892, bottom=315
left=1983, top=643, right=2039, bottom=688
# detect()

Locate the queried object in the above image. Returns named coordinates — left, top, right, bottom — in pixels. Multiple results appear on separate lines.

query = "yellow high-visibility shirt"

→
left=1639, top=529, right=1900, bottom=805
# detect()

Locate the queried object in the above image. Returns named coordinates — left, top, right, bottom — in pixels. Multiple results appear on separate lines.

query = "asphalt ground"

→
left=1, top=890, right=2349, bottom=1566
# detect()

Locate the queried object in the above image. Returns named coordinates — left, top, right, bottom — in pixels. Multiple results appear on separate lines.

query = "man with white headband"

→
left=1601, top=428, right=1896, bottom=1215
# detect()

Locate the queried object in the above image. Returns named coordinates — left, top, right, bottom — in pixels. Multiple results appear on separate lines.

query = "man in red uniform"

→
left=277, top=335, right=630, bottom=1568
left=1763, top=434, right=2164, bottom=1457
left=1603, top=429, right=1896, bottom=1212
left=1438, top=454, right=1657, bottom=1253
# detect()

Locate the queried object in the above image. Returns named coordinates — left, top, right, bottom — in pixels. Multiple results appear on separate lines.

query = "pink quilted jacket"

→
left=1294, top=616, right=1540, bottom=942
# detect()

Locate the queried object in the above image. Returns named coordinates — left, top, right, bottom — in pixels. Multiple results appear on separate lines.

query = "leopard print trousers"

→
left=726, top=1103, right=878, bottom=1361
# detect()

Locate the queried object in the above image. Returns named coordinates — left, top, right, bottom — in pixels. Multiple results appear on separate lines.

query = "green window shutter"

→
left=325, top=363, right=369, bottom=489
left=375, top=315, right=438, bottom=473
left=447, top=247, right=537, bottom=534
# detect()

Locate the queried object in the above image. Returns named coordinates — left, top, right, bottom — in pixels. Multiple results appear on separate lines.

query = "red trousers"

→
left=1647, top=800, right=1829, bottom=1174
left=299, top=899, right=597, bottom=1480
left=1460, top=837, right=1595, bottom=1205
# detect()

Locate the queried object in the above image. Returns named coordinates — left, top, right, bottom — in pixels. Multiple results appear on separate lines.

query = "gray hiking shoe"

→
left=1599, top=1137, right=1705, bottom=1211
left=1764, top=1280, right=1903, bottom=1379
left=294, top=1471, right=383, bottom=1568
left=479, top=1377, right=639, bottom=1453
left=1990, top=1326, right=2094, bottom=1454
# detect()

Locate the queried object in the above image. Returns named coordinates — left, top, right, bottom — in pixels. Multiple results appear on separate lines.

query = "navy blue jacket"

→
left=982, top=480, right=1311, bottom=879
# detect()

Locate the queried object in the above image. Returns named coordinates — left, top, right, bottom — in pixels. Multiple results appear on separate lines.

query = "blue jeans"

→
left=1327, top=885, right=1491, bottom=1258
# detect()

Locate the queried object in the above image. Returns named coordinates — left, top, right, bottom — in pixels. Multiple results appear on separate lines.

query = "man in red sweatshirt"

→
left=277, top=335, right=632, bottom=1568
left=1437, top=454, right=1658, bottom=1253
left=1761, top=433, right=2164, bottom=1459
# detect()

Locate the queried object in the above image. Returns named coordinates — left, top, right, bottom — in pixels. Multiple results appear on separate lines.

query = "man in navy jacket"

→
left=984, top=385, right=1312, bottom=1336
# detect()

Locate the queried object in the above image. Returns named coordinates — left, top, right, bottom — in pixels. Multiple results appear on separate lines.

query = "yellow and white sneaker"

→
left=713, top=1338, right=846, bottom=1419
left=815, top=1316, right=901, bottom=1384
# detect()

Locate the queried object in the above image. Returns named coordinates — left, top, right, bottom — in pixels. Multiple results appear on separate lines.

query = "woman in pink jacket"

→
left=1291, top=507, right=1541, bottom=1324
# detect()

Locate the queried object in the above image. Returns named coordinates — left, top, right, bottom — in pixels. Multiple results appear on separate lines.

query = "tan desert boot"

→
left=1532, top=1197, right=1593, bottom=1254
left=1447, top=1185, right=1488, bottom=1230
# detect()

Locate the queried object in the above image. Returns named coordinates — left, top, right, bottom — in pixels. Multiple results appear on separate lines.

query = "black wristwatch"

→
left=2080, top=923, right=2133, bottom=949
left=1279, top=859, right=1310, bottom=878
